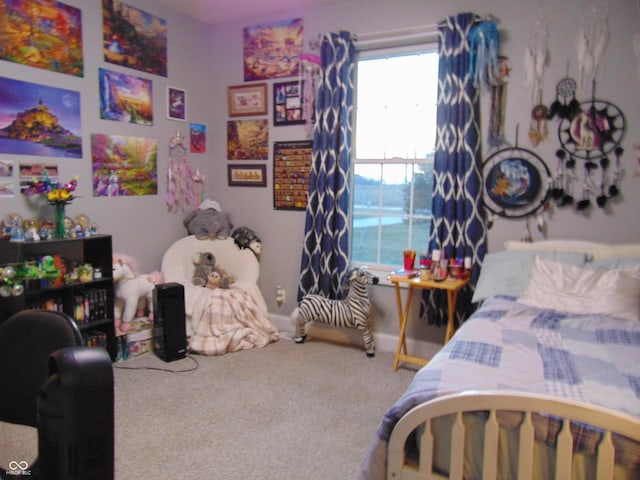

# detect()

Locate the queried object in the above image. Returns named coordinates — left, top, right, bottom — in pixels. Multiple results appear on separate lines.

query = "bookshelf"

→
left=0, top=235, right=116, bottom=361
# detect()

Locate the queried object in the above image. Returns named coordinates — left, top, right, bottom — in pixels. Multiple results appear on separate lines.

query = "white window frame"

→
left=350, top=41, right=439, bottom=284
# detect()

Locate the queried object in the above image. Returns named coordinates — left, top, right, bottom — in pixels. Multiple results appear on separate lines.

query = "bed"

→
left=359, top=240, right=640, bottom=480
left=160, top=235, right=278, bottom=355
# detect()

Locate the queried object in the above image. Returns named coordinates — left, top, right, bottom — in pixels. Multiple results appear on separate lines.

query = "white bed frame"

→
left=387, top=390, right=640, bottom=480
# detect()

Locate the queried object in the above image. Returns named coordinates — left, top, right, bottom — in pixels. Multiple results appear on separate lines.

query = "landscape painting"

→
left=91, top=133, right=157, bottom=196
left=102, top=0, right=167, bottom=77
left=0, top=0, right=83, bottom=76
left=0, top=76, right=82, bottom=158
left=227, top=119, right=269, bottom=160
left=99, top=68, right=153, bottom=125
left=243, top=18, right=303, bottom=81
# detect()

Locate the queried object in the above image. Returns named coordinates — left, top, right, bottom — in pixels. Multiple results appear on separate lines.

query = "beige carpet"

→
left=113, top=333, right=416, bottom=479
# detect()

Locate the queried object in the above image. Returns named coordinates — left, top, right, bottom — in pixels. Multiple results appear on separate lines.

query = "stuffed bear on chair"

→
left=184, top=199, right=233, bottom=240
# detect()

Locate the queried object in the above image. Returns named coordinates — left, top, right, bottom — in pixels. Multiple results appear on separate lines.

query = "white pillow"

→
left=518, top=256, right=640, bottom=321
left=471, top=250, right=587, bottom=303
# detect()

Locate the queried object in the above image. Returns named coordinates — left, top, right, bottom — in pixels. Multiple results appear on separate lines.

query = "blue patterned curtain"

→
left=421, top=13, right=487, bottom=326
left=297, top=31, right=355, bottom=301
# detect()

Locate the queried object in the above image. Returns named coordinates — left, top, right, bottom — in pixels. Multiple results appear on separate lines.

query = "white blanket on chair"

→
left=189, top=287, right=279, bottom=355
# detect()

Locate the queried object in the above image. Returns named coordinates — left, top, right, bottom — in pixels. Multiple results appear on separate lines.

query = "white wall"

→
left=2, top=0, right=638, bottom=345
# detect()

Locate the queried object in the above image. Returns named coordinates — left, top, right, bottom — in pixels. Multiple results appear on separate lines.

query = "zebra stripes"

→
left=291, top=268, right=379, bottom=356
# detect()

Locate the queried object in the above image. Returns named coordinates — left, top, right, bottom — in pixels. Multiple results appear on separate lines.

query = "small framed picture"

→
left=167, top=86, right=186, bottom=121
left=227, top=164, right=267, bottom=187
left=273, top=80, right=306, bottom=126
left=228, top=83, right=268, bottom=117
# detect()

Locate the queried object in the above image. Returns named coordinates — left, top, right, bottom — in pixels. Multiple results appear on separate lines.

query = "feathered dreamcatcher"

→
left=577, top=0, right=609, bottom=96
left=482, top=127, right=552, bottom=240
left=166, top=132, right=197, bottom=213
left=524, top=12, right=550, bottom=147
left=551, top=79, right=626, bottom=211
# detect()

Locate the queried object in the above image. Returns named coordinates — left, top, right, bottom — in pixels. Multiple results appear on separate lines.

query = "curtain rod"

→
left=354, top=25, right=439, bottom=50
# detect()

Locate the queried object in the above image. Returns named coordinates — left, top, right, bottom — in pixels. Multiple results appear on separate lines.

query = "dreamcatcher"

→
left=525, top=11, right=550, bottom=147
left=482, top=127, right=552, bottom=240
left=166, top=131, right=197, bottom=213
left=553, top=80, right=626, bottom=210
left=577, top=1, right=610, bottom=96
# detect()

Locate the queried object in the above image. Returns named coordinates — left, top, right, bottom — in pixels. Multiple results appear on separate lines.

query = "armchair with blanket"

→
left=160, top=235, right=278, bottom=355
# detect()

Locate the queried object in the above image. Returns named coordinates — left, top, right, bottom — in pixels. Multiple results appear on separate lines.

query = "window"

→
left=351, top=44, right=439, bottom=270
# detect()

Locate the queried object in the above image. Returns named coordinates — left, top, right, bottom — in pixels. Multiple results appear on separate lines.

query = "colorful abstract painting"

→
left=0, top=0, right=83, bottom=76
left=102, top=0, right=167, bottom=77
left=0, top=76, right=81, bottom=158
left=227, top=119, right=269, bottom=160
left=99, top=68, right=153, bottom=125
left=91, top=133, right=157, bottom=196
left=243, top=18, right=303, bottom=81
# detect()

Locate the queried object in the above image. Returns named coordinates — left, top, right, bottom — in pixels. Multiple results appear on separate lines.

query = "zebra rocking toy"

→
left=292, top=267, right=379, bottom=357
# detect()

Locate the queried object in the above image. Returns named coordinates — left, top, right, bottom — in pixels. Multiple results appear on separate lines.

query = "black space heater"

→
left=152, top=282, right=187, bottom=362
left=37, top=346, right=114, bottom=480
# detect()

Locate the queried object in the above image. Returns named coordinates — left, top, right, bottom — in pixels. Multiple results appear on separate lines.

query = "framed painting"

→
left=167, top=86, right=186, bottom=121
left=227, top=119, right=269, bottom=160
left=99, top=68, right=153, bottom=125
left=102, top=0, right=167, bottom=77
left=228, top=164, right=267, bottom=187
left=273, top=140, right=312, bottom=210
left=91, top=134, right=158, bottom=196
left=0, top=76, right=82, bottom=158
left=0, top=0, right=83, bottom=77
left=228, top=83, right=268, bottom=117
left=273, top=81, right=306, bottom=126
left=243, top=18, right=303, bottom=81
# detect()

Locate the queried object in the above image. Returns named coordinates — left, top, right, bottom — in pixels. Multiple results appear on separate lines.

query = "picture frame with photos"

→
left=273, top=80, right=305, bottom=126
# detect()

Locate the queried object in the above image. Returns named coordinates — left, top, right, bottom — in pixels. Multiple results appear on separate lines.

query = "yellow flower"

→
left=47, top=189, right=72, bottom=203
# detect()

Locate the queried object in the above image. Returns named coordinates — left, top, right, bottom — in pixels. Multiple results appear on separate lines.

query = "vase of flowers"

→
left=25, top=174, right=78, bottom=239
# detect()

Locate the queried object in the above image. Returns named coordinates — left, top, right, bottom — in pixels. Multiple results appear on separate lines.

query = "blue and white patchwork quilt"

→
left=359, top=295, right=640, bottom=480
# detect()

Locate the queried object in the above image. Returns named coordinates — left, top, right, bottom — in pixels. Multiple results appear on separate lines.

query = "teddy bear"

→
left=205, top=266, right=235, bottom=290
left=183, top=199, right=233, bottom=240
left=192, top=251, right=216, bottom=287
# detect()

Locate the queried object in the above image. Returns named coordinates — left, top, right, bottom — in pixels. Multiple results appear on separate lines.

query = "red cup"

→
left=403, top=257, right=415, bottom=271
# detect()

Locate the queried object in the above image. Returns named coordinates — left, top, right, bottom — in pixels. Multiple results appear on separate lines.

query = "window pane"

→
left=356, top=52, right=438, bottom=160
left=352, top=45, right=438, bottom=269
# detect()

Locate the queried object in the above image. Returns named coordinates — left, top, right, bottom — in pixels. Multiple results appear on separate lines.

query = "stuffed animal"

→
left=112, top=254, right=163, bottom=333
left=192, top=251, right=216, bottom=287
left=205, top=266, right=235, bottom=290
left=183, top=199, right=233, bottom=240
left=231, top=226, right=262, bottom=259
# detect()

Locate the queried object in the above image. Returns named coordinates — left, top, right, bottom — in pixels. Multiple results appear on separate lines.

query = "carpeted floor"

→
left=112, top=333, right=416, bottom=479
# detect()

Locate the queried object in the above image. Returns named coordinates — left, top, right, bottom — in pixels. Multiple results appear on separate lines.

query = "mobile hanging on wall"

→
left=551, top=78, right=626, bottom=211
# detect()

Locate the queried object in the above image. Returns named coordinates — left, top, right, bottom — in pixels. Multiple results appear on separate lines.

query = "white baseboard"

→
left=269, top=313, right=443, bottom=361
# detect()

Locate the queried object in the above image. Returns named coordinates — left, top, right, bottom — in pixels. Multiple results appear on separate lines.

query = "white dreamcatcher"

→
left=524, top=9, right=550, bottom=146
left=577, top=0, right=610, bottom=96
